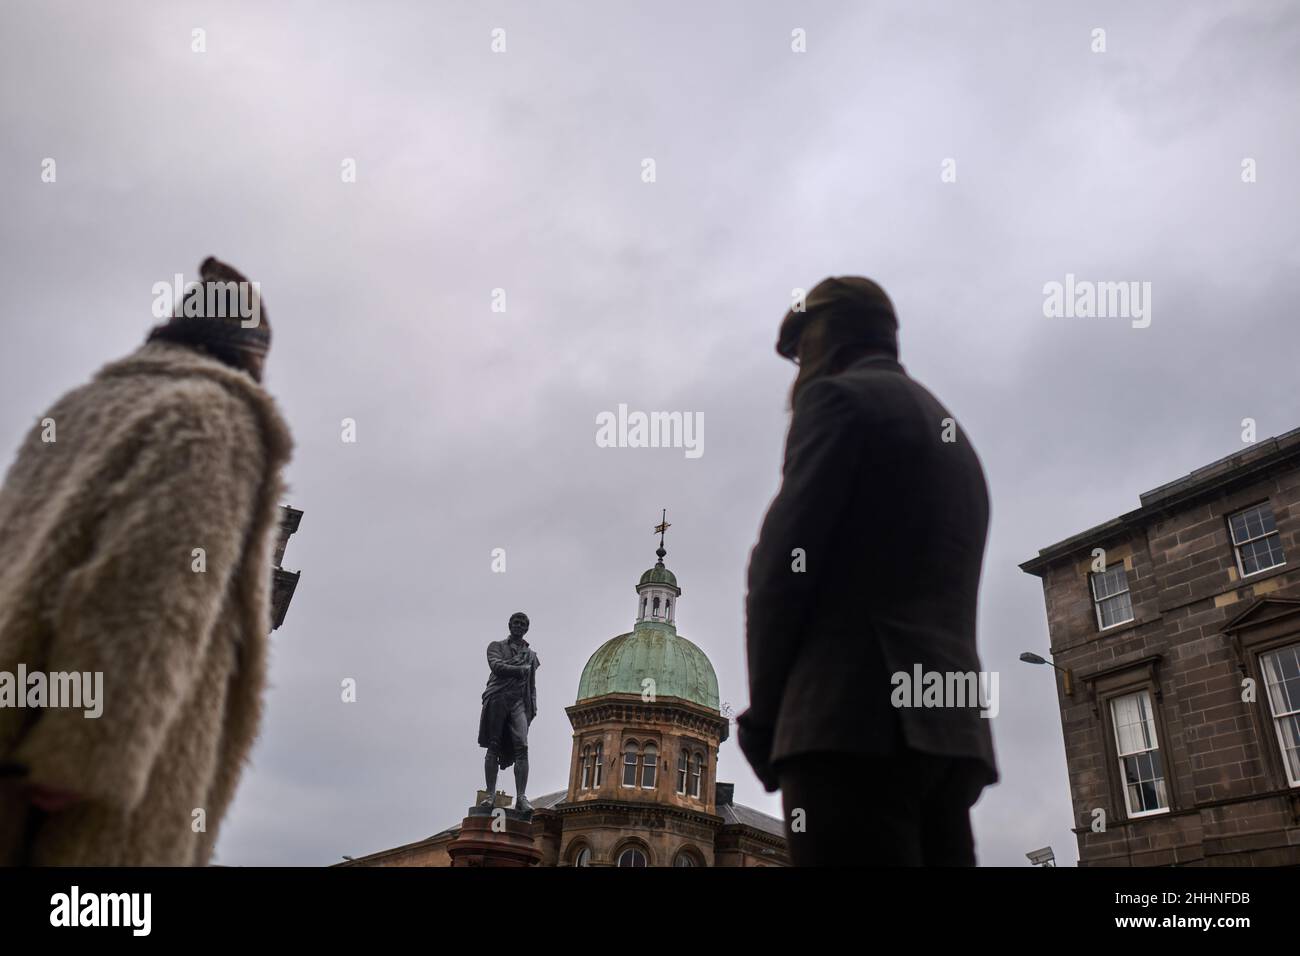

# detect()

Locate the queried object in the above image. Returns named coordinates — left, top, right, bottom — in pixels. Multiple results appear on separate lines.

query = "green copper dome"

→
left=576, top=622, right=720, bottom=711
left=637, top=564, right=678, bottom=589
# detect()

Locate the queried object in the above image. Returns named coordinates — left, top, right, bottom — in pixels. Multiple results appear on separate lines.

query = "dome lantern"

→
left=636, top=509, right=680, bottom=628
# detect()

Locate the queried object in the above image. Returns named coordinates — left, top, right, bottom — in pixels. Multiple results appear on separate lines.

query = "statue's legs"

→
left=508, top=698, right=533, bottom=813
left=482, top=749, right=499, bottom=805
left=513, top=752, right=529, bottom=807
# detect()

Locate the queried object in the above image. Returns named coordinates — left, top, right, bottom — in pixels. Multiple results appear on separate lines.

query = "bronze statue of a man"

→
left=477, top=612, right=540, bottom=813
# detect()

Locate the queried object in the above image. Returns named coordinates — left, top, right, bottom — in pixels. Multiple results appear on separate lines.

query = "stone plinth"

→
left=448, top=808, right=541, bottom=867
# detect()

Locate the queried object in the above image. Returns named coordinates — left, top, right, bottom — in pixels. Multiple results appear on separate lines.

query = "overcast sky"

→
left=2, top=0, right=1298, bottom=866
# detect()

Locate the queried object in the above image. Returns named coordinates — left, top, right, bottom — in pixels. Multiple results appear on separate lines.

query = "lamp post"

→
left=1019, top=651, right=1073, bottom=696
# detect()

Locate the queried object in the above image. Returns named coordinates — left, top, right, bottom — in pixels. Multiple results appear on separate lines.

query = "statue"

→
left=477, top=612, right=540, bottom=814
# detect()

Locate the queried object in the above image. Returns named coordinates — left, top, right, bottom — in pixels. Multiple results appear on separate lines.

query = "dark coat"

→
left=477, top=638, right=538, bottom=768
left=739, top=355, right=997, bottom=792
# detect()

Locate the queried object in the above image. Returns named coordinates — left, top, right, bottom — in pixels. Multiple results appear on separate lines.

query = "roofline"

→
left=1020, top=427, right=1300, bottom=577
left=719, top=823, right=788, bottom=846
left=568, top=691, right=721, bottom=716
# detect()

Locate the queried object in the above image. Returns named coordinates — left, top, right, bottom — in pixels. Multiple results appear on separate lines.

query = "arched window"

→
left=665, top=600, right=672, bottom=622
left=593, top=742, right=604, bottom=786
left=617, top=847, right=648, bottom=868
left=676, top=750, right=688, bottom=794
left=641, top=744, right=658, bottom=789
left=622, top=741, right=639, bottom=787
left=580, top=745, right=592, bottom=789
left=690, top=753, right=704, bottom=798
left=673, top=851, right=698, bottom=867
left=652, top=595, right=661, bottom=617
left=641, top=596, right=647, bottom=618
left=572, top=845, right=591, bottom=867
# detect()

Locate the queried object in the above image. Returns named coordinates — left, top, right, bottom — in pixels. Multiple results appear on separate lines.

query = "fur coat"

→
left=0, top=341, right=292, bottom=865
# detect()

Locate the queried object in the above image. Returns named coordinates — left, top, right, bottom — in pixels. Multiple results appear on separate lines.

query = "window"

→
left=622, top=740, right=658, bottom=788
left=676, top=751, right=688, bottom=794
left=673, top=851, right=698, bottom=867
left=593, top=742, right=603, bottom=787
left=622, top=741, right=639, bottom=787
left=690, top=753, right=703, bottom=798
left=572, top=846, right=591, bottom=867
left=1261, top=644, right=1300, bottom=787
left=1091, top=564, right=1134, bottom=630
left=580, top=745, right=592, bottom=789
left=641, top=744, right=658, bottom=789
left=617, top=848, right=647, bottom=867
left=1110, top=690, right=1168, bottom=817
left=1230, top=504, right=1286, bottom=577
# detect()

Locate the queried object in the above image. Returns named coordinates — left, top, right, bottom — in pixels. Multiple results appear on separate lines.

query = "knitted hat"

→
left=777, top=276, right=897, bottom=360
left=148, top=256, right=271, bottom=358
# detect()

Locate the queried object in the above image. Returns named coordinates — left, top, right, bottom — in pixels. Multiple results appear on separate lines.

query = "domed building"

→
left=339, top=533, right=788, bottom=868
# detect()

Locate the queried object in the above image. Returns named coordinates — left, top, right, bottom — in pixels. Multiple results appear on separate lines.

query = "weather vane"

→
left=654, top=509, right=671, bottom=546
left=654, top=509, right=671, bottom=563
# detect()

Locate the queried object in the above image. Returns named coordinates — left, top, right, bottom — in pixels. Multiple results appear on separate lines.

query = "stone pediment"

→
left=1221, top=596, right=1300, bottom=634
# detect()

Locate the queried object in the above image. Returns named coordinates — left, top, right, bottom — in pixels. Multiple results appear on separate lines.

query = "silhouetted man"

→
left=738, top=277, right=997, bottom=866
left=478, top=612, right=540, bottom=813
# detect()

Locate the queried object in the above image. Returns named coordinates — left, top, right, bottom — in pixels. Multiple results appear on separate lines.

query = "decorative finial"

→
left=653, top=509, right=671, bottom=566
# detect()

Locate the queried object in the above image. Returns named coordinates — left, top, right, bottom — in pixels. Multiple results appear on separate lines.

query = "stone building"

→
left=1021, top=429, right=1300, bottom=865
left=339, top=536, right=788, bottom=867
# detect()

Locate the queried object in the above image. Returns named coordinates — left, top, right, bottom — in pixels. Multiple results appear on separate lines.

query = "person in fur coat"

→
left=0, top=257, right=292, bottom=865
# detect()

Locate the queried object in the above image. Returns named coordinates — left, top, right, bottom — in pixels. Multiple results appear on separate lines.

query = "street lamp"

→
left=1019, top=651, right=1073, bottom=696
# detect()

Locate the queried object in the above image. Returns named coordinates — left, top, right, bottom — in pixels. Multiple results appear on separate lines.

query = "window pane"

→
left=1113, top=694, right=1167, bottom=814
left=623, top=745, right=638, bottom=786
left=1093, top=566, right=1128, bottom=601
left=1231, top=504, right=1280, bottom=547
left=1276, top=714, right=1300, bottom=784
left=1099, top=592, right=1134, bottom=629
left=1135, top=694, right=1155, bottom=749
left=1240, top=534, right=1285, bottom=575
left=1112, top=692, right=1158, bottom=757
left=1093, top=567, right=1134, bottom=629
left=1263, top=647, right=1300, bottom=716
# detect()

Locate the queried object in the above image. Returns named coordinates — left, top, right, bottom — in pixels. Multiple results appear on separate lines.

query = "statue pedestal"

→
left=448, top=808, right=542, bottom=867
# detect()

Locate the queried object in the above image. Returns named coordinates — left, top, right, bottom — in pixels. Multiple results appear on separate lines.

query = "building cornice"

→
left=554, top=798, right=725, bottom=832
left=1020, top=428, right=1300, bottom=577
left=566, top=693, right=730, bottom=742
